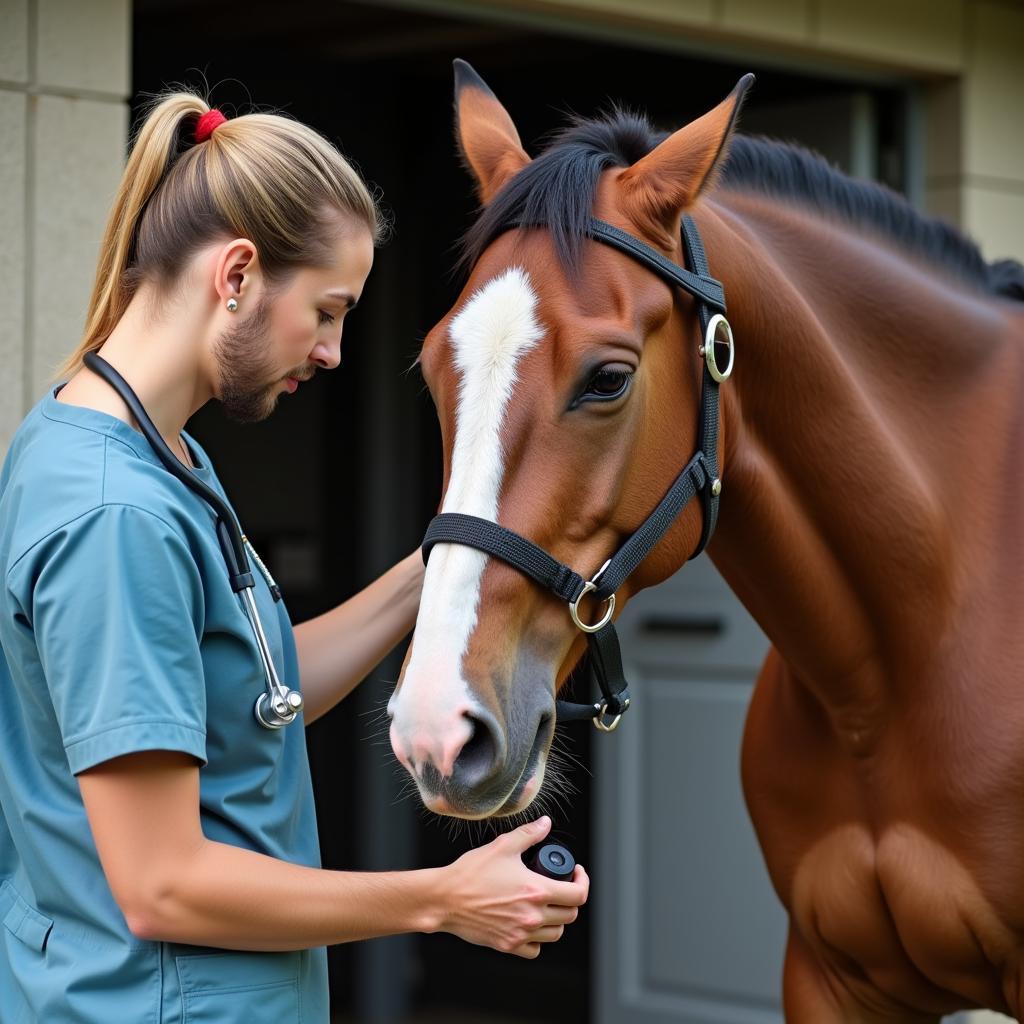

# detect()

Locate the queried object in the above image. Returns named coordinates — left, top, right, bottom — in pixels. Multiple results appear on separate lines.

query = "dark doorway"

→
left=131, top=3, right=907, bottom=1020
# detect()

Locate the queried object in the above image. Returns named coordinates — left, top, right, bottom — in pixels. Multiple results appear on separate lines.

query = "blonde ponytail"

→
left=58, top=88, right=383, bottom=380
left=65, top=93, right=207, bottom=380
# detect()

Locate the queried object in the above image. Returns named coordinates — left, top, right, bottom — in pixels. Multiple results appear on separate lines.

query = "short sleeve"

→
left=28, top=504, right=208, bottom=773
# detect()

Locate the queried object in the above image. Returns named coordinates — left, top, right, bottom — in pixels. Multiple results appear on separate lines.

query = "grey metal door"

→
left=593, top=553, right=782, bottom=1024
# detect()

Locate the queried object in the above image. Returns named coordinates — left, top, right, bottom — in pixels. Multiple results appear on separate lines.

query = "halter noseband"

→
left=422, top=214, right=733, bottom=731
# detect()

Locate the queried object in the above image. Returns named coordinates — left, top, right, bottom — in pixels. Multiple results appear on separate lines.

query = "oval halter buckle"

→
left=699, top=313, right=735, bottom=383
left=569, top=560, right=616, bottom=633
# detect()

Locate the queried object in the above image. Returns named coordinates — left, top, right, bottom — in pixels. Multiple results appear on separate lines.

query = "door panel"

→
left=643, top=677, right=786, bottom=1007
left=595, top=554, right=782, bottom=1024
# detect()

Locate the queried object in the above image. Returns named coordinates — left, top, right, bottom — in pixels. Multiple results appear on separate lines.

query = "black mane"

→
left=462, top=109, right=1024, bottom=301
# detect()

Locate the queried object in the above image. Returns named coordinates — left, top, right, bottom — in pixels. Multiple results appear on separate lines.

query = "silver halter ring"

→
left=593, top=698, right=630, bottom=733
left=569, top=560, right=616, bottom=633
left=700, top=313, right=735, bottom=383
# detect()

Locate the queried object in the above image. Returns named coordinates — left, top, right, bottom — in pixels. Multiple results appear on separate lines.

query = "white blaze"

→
left=390, top=268, right=543, bottom=766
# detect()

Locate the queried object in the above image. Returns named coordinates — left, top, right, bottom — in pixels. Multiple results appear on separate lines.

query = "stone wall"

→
left=0, top=0, right=129, bottom=450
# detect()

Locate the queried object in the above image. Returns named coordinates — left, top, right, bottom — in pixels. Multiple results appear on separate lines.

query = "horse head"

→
left=388, top=61, right=752, bottom=818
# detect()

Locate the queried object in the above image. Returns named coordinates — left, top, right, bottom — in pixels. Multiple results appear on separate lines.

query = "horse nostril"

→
left=453, top=710, right=503, bottom=789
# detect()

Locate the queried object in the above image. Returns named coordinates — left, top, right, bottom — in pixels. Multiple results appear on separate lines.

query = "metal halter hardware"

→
left=701, top=313, right=735, bottom=383
left=569, top=560, right=615, bottom=633
left=421, top=214, right=731, bottom=731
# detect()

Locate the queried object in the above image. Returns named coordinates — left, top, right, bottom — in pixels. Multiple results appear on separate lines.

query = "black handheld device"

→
left=523, top=840, right=576, bottom=881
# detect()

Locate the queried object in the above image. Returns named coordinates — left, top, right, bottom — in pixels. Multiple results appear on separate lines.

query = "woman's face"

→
left=213, top=221, right=375, bottom=423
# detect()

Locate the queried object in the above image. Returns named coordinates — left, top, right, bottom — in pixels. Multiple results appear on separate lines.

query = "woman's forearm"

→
left=293, top=550, right=424, bottom=722
left=130, top=836, right=445, bottom=950
left=80, top=754, right=587, bottom=960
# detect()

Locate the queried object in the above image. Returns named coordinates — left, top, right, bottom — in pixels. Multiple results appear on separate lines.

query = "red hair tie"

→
left=195, top=109, right=227, bottom=143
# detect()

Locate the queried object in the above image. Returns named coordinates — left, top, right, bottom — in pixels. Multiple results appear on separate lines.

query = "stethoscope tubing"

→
left=81, top=352, right=302, bottom=729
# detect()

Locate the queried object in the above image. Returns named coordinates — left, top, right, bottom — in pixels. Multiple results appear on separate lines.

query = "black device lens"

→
left=524, top=840, right=576, bottom=881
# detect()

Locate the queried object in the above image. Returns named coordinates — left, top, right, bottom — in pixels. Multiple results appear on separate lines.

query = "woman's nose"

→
left=311, top=336, right=341, bottom=370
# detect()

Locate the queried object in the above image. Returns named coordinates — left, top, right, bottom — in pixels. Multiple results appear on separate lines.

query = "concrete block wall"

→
left=958, top=0, right=1024, bottom=261
left=0, top=0, right=129, bottom=451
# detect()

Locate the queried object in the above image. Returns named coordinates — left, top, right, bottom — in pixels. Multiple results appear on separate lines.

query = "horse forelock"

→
left=461, top=108, right=666, bottom=275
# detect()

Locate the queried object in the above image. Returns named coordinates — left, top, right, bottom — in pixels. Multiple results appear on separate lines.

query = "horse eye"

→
left=581, top=366, right=633, bottom=403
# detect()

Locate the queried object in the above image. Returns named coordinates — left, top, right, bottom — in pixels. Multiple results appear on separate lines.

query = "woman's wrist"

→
left=409, top=866, right=450, bottom=935
left=404, top=547, right=425, bottom=585
left=398, top=549, right=425, bottom=618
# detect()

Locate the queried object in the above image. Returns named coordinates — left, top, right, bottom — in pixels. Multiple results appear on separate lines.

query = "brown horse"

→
left=387, top=60, right=1024, bottom=1021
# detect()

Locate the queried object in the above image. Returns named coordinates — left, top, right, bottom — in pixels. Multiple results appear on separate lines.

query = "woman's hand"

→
left=433, top=816, right=590, bottom=959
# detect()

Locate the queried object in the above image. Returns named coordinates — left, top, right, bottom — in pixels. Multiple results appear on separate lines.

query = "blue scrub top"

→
left=0, top=388, right=329, bottom=1022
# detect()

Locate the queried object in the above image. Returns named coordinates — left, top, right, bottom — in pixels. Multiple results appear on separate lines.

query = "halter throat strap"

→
left=421, top=214, right=728, bottom=728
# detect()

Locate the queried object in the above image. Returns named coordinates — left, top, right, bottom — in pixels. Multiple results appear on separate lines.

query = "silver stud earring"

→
left=226, top=297, right=238, bottom=313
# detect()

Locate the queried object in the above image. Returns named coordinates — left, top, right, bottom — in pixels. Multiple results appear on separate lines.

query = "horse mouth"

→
left=422, top=711, right=552, bottom=819
left=491, top=720, right=549, bottom=817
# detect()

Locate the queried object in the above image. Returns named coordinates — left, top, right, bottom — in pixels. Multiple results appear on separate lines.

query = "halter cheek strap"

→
left=421, top=214, right=731, bottom=730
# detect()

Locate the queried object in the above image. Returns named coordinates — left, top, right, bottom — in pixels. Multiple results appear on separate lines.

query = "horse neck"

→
left=697, top=191, right=1022, bottom=711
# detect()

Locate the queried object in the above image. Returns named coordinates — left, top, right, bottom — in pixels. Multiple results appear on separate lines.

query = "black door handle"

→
left=640, top=615, right=724, bottom=637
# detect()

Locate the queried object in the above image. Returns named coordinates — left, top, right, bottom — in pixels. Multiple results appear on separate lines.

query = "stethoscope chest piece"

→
left=254, top=689, right=305, bottom=730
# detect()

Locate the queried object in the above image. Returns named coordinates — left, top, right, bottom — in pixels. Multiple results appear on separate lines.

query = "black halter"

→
left=422, top=215, right=733, bottom=731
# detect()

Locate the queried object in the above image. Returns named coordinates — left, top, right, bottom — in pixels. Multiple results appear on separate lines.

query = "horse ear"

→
left=619, top=74, right=755, bottom=236
left=453, top=58, right=531, bottom=205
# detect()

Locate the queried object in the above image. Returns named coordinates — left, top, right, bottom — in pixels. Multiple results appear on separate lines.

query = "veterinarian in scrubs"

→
left=0, top=94, right=588, bottom=1022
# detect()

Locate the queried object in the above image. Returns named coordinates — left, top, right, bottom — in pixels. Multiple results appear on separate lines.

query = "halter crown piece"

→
left=422, top=214, right=734, bottom=732
left=195, top=109, right=227, bottom=143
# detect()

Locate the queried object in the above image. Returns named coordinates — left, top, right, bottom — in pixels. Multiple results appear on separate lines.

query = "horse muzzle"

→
left=389, top=691, right=555, bottom=818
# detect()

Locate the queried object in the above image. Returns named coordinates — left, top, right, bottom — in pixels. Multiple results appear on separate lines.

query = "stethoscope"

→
left=82, top=351, right=304, bottom=730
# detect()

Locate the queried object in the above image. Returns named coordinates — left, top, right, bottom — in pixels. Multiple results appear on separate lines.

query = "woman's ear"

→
left=619, top=74, right=755, bottom=239
left=214, top=239, right=260, bottom=309
left=453, top=58, right=531, bottom=205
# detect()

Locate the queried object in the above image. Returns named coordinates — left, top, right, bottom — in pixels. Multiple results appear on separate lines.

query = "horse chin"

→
left=492, top=761, right=545, bottom=818
left=424, top=776, right=543, bottom=820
